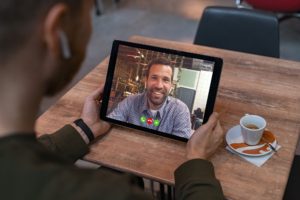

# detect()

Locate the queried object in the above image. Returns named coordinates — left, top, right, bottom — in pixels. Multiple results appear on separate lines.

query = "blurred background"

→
left=40, top=0, right=300, bottom=113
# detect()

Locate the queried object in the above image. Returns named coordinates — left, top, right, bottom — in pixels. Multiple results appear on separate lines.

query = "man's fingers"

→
left=88, top=85, right=104, bottom=100
left=214, top=121, right=224, bottom=137
left=211, top=112, right=220, bottom=120
left=214, top=121, right=225, bottom=146
left=204, top=112, right=219, bottom=130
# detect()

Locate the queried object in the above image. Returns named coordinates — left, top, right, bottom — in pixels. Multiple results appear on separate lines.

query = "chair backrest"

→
left=194, top=6, right=280, bottom=58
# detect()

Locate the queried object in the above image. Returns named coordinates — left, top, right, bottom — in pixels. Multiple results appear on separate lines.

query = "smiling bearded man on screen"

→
left=108, top=57, right=192, bottom=138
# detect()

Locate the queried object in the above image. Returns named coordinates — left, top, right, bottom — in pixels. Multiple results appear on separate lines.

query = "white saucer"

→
left=226, top=125, right=277, bottom=157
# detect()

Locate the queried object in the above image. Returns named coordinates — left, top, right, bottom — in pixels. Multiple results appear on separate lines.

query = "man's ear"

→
left=169, top=87, right=173, bottom=95
left=43, top=3, right=69, bottom=59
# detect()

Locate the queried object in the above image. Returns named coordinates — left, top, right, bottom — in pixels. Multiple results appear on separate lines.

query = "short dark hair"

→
left=0, top=0, right=82, bottom=61
left=145, top=57, right=174, bottom=80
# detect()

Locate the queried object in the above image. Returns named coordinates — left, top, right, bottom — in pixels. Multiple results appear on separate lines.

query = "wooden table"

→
left=36, top=36, right=300, bottom=200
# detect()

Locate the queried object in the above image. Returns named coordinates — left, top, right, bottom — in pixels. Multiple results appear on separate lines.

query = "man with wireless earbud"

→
left=0, top=0, right=225, bottom=200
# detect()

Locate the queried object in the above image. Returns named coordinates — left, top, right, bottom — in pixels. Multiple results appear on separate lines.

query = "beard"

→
left=146, top=87, right=169, bottom=108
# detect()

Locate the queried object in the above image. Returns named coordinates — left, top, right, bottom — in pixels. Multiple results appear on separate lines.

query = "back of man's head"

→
left=0, top=0, right=82, bottom=63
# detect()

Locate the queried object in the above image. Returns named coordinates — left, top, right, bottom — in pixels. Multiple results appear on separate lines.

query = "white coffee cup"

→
left=240, top=114, right=266, bottom=145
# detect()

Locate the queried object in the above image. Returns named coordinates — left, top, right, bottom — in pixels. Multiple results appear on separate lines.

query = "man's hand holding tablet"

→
left=186, top=112, right=224, bottom=160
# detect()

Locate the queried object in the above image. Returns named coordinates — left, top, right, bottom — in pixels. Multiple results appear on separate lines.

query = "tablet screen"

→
left=101, top=40, right=223, bottom=141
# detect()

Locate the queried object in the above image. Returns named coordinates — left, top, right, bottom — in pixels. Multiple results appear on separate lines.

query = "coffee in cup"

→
left=240, top=114, right=266, bottom=145
left=245, top=124, right=259, bottom=130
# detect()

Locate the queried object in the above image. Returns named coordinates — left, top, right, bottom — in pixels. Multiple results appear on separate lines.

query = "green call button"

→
left=140, top=116, right=146, bottom=123
left=154, top=119, right=160, bottom=127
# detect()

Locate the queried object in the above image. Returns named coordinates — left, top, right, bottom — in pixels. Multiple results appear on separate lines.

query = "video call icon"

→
left=140, top=116, right=160, bottom=127
left=140, top=116, right=147, bottom=123
left=147, top=118, right=153, bottom=125
left=153, top=119, right=160, bottom=127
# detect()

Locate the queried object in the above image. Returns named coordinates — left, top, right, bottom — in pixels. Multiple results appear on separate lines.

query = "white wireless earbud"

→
left=58, top=30, right=72, bottom=60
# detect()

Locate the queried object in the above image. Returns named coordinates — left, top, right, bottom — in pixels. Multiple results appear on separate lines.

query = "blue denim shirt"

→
left=108, top=92, right=192, bottom=138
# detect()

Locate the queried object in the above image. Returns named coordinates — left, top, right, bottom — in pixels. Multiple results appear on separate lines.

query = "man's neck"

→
left=147, top=98, right=167, bottom=110
left=0, top=86, right=42, bottom=137
left=0, top=58, right=44, bottom=138
left=148, top=102, right=160, bottom=110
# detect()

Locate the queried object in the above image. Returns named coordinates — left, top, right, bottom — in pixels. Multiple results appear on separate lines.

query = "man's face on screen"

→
left=146, top=64, right=172, bottom=109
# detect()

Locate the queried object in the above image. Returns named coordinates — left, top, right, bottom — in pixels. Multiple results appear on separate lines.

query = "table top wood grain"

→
left=36, top=36, right=300, bottom=200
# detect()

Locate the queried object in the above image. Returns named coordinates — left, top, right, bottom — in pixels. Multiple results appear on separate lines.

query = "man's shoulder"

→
left=168, top=96, right=189, bottom=109
left=116, top=93, right=145, bottom=113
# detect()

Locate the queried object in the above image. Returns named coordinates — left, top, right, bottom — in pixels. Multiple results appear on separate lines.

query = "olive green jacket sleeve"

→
left=0, top=134, right=152, bottom=200
left=175, top=159, right=225, bottom=200
left=37, top=125, right=225, bottom=199
left=38, top=125, right=88, bottom=163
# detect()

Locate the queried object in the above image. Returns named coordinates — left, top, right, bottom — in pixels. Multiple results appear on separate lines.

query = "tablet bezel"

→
left=100, top=40, right=223, bottom=142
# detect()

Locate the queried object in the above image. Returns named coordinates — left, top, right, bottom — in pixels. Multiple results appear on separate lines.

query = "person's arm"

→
left=38, top=125, right=89, bottom=163
left=175, top=159, right=224, bottom=200
left=107, top=96, right=131, bottom=121
left=38, top=86, right=111, bottom=162
left=175, top=113, right=225, bottom=200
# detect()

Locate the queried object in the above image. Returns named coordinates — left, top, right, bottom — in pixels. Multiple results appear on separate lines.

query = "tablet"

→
left=100, top=40, right=223, bottom=142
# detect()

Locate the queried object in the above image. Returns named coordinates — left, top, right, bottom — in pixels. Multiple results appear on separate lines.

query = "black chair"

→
left=94, top=0, right=102, bottom=16
left=283, top=155, right=300, bottom=200
left=194, top=6, right=280, bottom=58
left=94, top=0, right=121, bottom=16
